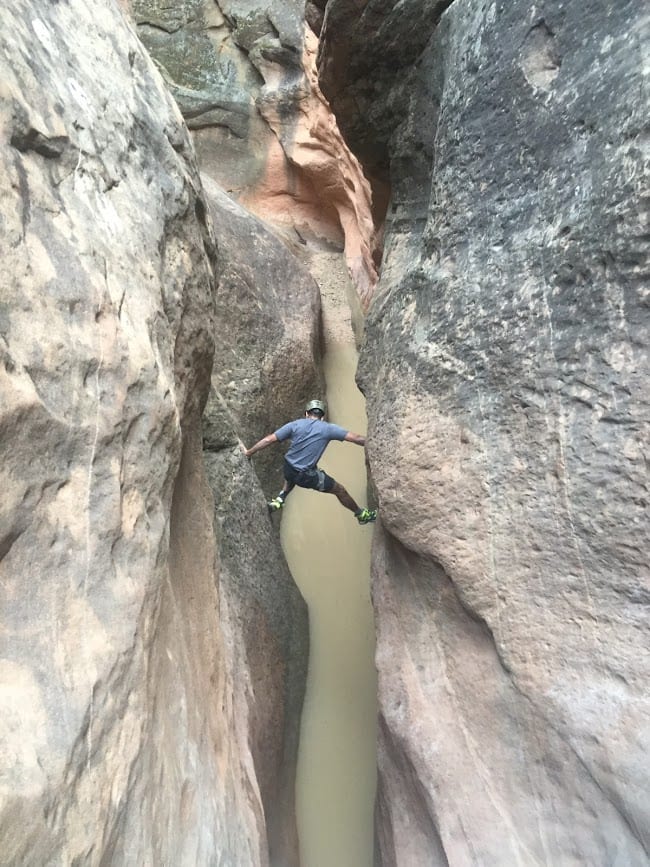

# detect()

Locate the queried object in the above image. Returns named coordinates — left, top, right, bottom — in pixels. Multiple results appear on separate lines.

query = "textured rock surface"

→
left=134, top=0, right=379, bottom=305
left=0, top=2, right=307, bottom=864
left=321, top=0, right=650, bottom=863
left=133, top=0, right=288, bottom=192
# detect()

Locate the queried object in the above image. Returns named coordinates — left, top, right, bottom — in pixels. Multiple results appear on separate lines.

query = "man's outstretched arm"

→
left=243, top=433, right=278, bottom=458
left=344, top=431, right=366, bottom=446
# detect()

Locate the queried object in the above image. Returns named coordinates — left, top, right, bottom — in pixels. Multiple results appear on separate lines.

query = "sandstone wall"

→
left=320, top=0, right=650, bottom=863
left=134, top=0, right=379, bottom=306
left=0, top=2, right=309, bottom=864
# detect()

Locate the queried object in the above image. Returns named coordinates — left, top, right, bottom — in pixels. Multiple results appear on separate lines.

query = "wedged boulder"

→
left=201, top=176, right=323, bottom=489
left=0, top=2, right=305, bottom=864
left=134, top=0, right=379, bottom=306
left=319, top=0, right=650, bottom=863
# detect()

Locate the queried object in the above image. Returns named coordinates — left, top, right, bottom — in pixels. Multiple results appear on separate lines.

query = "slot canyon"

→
left=0, top=0, right=648, bottom=865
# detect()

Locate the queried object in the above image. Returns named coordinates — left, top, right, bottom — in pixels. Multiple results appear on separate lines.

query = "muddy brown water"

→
left=280, top=255, right=377, bottom=867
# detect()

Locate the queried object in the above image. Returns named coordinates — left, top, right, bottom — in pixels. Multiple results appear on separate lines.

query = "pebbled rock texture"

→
left=134, top=0, right=379, bottom=306
left=0, top=1, right=307, bottom=864
left=322, top=0, right=650, bottom=863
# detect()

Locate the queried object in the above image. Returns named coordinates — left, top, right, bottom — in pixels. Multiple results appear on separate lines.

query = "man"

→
left=243, top=399, right=377, bottom=524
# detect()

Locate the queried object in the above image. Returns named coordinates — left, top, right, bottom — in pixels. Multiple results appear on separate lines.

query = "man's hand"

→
left=242, top=433, right=278, bottom=458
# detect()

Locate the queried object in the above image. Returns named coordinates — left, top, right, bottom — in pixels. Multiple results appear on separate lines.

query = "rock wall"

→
left=4, top=0, right=647, bottom=862
left=133, top=0, right=379, bottom=306
left=0, top=2, right=309, bottom=864
left=320, top=0, right=650, bottom=863
left=201, top=175, right=323, bottom=482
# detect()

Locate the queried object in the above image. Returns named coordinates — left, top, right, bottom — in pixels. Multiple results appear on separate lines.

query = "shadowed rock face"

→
left=321, top=0, right=649, bottom=863
left=0, top=2, right=308, bottom=864
left=318, top=0, right=453, bottom=185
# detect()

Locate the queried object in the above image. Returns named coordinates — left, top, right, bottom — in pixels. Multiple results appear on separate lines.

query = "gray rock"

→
left=200, top=183, right=322, bottom=865
left=305, top=1, right=326, bottom=37
left=203, top=440, right=307, bottom=867
left=318, top=0, right=452, bottom=184
left=134, top=0, right=380, bottom=303
left=322, top=0, right=650, bottom=862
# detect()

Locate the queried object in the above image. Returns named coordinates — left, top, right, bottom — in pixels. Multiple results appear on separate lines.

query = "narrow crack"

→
left=136, top=19, right=182, bottom=36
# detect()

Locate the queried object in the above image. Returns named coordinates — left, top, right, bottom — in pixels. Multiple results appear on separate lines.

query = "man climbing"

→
left=242, top=399, right=377, bottom=524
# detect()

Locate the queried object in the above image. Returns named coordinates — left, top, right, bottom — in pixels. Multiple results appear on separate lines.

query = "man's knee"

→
left=330, top=481, right=345, bottom=496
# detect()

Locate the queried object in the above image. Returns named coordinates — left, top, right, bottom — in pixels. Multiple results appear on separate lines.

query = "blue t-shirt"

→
left=274, top=418, right=348, bottom=471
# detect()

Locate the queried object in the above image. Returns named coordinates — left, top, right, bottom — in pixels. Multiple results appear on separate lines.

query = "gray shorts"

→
left=284, top=460, right=335, bottom=492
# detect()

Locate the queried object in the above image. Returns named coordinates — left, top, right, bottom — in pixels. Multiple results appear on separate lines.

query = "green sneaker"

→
left=356, top=508, right=377, bottom=525
left=268, top=497, right=284, bottom=511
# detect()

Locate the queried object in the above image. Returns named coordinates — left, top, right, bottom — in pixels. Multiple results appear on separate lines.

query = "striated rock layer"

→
left=321, top=0, right=650, bottom=863
left=0, top=2, right=309, bottom=864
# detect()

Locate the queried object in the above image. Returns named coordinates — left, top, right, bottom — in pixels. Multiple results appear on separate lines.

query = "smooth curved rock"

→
left=319, top=0, right=650, bottom=863
left=245, top=28, right=379, bottom=308
left=201, top=175, right=323, bottom=477
left=0, top=2, right=307, bottom=864
left=200, top=184, right=322, bottom=865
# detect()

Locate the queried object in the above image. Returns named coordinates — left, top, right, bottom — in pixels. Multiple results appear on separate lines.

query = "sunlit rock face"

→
left=0, top=2, right=307, bottom=864
left=321, top=0, right=649, bottom=863
left=134, top=0, right=379, bottom=306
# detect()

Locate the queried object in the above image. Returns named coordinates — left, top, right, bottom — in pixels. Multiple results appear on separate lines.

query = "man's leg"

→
left=268, top=480, right=295, bottom=511
left=329, top=481, right=360, bottom=513
left=322, top=478, right=376, bottom=523
left=277, top=480, right=295, bottom=503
